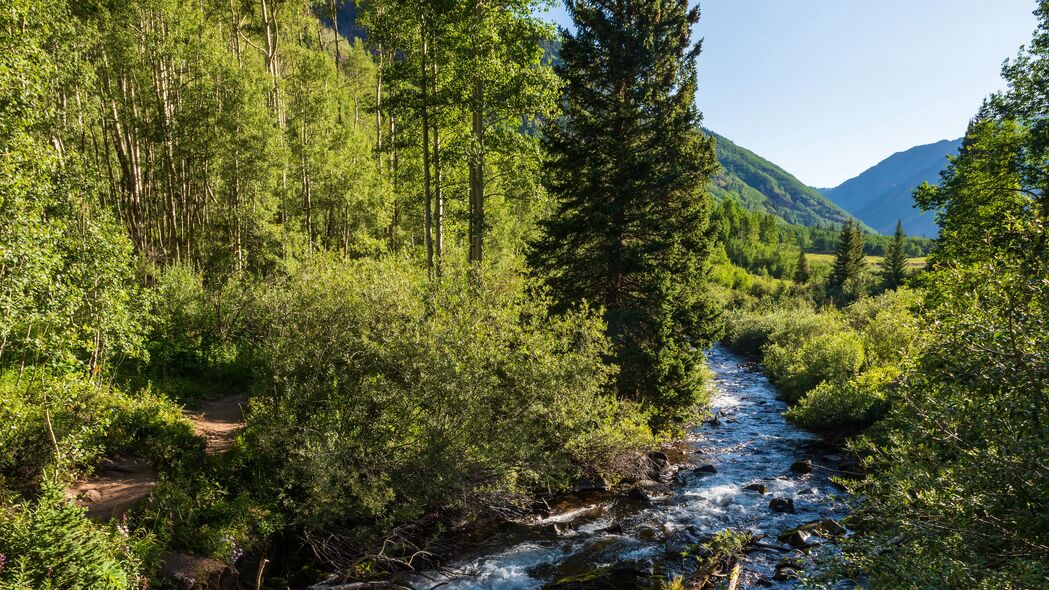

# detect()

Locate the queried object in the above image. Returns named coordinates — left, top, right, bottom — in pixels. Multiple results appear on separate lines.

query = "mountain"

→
left=707, top=132, right=862, bottom=230
left=820, top=138, right=962, bottom=237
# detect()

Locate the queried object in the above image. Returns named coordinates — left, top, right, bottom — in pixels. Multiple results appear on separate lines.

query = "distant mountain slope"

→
left=708, top=132, right=862, bottom=229
left=820, top=138, right=962, bottom=237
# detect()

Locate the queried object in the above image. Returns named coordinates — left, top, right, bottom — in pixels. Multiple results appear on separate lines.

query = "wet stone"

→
left=790, top=458, right=813, bottom=474
left=778, top=529, right=816, bottom=548
left=625, top=487, right=652, bottom=505
left=769, top=497, right=796, bottom=513
left=743, top=482, right=768, bottom=494
left=572, top=477, right=608, bottom=493
left=694, top=464, right=718, bottom=474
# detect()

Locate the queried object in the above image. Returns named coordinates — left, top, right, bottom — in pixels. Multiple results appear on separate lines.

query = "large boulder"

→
left=159, top=553, right=238, bottom=590
left=572, top=477, right=608, bottom=493
left=544, top=565, right=658, bottom=589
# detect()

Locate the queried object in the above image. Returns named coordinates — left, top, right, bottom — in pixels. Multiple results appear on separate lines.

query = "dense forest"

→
left=0, top=0, right=1045, bottom=589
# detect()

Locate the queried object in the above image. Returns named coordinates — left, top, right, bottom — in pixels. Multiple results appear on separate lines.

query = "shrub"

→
left=144, top=264, right=255, bottom=396
left=846, top=288, right=924, bottom=366
left=724, top=303, right=841, bottom=355
left=0, top=485, right=156, bottom=590
left=786, top=366, right=898, bottom=429
left=243, top=255, right=653, bottom=527
left=763, top=331, right=866, bottom=402
left=0, top=372, right=196, bottom=493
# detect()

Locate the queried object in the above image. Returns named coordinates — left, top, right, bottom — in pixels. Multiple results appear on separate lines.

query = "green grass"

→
left=806, top=253, right=927, bottom=270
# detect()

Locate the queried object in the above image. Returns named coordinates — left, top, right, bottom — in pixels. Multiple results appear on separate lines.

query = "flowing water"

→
left=411, top=345, right=852, bottom=589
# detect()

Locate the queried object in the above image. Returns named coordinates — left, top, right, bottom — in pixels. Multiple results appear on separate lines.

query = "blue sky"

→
left=535, top=0, right=1038, bottom=187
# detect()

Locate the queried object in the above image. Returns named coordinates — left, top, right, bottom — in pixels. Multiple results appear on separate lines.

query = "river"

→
left=409, top=344, right=853, bottom=589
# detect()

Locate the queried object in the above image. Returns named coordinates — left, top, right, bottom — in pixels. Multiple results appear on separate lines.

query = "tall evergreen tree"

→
left=794, top=247, right=811, bottom=284
left=881, top=220, right=908, bottom=289
left=530, top=0, right=720, bottom=430
left=830, top=219, right=865, bottom=292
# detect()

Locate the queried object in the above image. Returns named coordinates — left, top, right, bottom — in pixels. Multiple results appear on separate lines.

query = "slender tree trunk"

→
left=468, top=0, right=485, bottom=263
left=329, top=0, right=342, bottom=64
left=302, top=122, right=313, bottom=252
left=432, top=54, right=443, bottom=272
left=420, top=18, right=434, bottom=276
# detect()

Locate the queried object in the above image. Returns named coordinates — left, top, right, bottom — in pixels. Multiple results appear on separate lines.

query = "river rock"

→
left=624, top=486, right=652, bottom=505
left=544, top=565, right=654, bottom=589
left=769, top=497, right=795, bottom=513
left=636, top=526, right=662, bottom=541
left=160, top=553, right=238, bottom=590
left=642, top=451, right=671, bottom=481
left=803, top=518, right=847, bottom=537
left=647, top=451, right=669, bottom=464
left=694, top=464, right=718, bottom=474
left=790, top=459, right=813, bottom=474
left=773, top=557, right=804, bottom=581
left=743, top=482, right=767, bottom=494
left=572, top=477, right=608, bottom=493
left=778, top=529, right=816, bottom=548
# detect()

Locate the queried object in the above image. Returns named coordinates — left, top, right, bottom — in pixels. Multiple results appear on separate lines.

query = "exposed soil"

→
left=185, top=392, right=250, bottom=454
left=66, top=392, right=249, bottom=520
left=65, top=456, right=157, bottom=520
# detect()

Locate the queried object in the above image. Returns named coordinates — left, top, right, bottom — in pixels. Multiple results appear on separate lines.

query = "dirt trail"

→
left=67, top=393, right=248, bottom=520
left=185, top=392, right=249, bottom=454
left=65, top=457, right=156, bottom=521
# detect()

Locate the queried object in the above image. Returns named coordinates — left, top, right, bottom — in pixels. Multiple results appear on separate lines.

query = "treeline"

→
left=710, top=196, right=921, bottom=308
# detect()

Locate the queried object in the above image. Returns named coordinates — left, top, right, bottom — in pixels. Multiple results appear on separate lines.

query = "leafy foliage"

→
left=244, top=256, right=652, bottom=526
left=844, top=7, right=1049, bottom=584
left=0, top=486, right=156, bottom=590
left=0, top=372, right=196, bottom=494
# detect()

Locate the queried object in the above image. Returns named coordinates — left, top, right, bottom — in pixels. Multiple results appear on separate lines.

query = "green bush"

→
left=786, top=366, right=898, bottom=429
left=243, top=255, right=653, bottom=527
left=846, top=288, right=924, bottom=366
left=0, top=485, right=156, bottom=590
left=764, top=331, right=866, bottom=402
left=724, top=303, right=841, bottom=355
left=0, top=372, right=196, bottom=492
left=144, top=264, right=255, bottom=397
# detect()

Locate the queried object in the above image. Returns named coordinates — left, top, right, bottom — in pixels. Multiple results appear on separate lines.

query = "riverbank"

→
left=308, top=345, right=856, bottom=590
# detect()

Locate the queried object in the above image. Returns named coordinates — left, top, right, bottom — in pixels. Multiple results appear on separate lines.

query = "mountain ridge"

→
left=707, top=131, right=869, bottom=231
left=819, top=138, right=962, bottom=237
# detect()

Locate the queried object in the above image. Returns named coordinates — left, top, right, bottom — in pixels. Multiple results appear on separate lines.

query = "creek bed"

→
left=411, top=344, right=853, bottom=589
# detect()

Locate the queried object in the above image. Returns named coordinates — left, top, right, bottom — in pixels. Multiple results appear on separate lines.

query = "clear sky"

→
left=535, top=1, right=1039, bottom=188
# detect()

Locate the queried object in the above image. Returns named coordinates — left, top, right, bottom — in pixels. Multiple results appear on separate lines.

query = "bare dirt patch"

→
left=66, top=456, right=156, bottom=520
left=185, top=392, right=249, bottom=454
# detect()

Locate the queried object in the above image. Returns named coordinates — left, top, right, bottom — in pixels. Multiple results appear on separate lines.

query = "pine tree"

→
left=830, top=219, right=866, bottom=292
left=794, top=247, right=811, bottom=284
left=529, top=0, right=720, bottom=430
left=881, top=220, right=908, bottom=289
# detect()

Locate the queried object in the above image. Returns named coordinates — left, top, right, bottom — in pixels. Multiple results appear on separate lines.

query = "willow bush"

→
left=243, top=255, right=653, bottom=527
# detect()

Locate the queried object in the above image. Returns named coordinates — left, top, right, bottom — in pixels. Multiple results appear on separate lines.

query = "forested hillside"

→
left=1, top=0, right=1046, bottom=589
left=707, top=131, right=866, bottom=229
left=820, top=138, right=963, bottom=236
